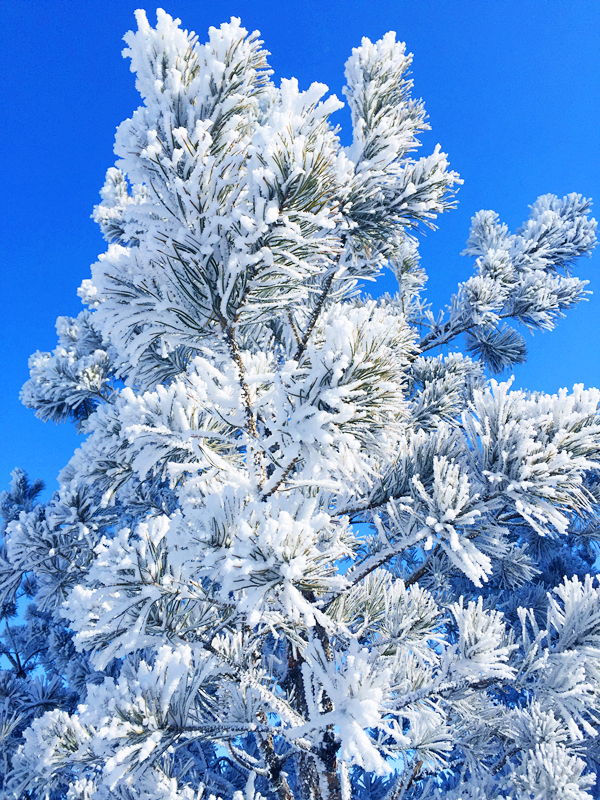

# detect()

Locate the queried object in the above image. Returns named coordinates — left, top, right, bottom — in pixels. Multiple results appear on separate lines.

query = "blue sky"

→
left=1, top=0, right=599, bottom=496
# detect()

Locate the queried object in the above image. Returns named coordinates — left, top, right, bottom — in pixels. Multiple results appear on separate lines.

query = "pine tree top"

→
left=2, top=10, right=600, bottom=800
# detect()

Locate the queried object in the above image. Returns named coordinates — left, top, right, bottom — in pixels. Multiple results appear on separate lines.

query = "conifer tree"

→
left=2, top=10, right=600, bottom=799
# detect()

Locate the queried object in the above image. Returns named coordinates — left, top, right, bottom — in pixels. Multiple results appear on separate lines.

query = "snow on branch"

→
left=4, top=8, right=600, bottom=800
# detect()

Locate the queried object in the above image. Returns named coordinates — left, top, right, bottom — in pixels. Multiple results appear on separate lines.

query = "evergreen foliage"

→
left=2, top=10, right=600, bottom=799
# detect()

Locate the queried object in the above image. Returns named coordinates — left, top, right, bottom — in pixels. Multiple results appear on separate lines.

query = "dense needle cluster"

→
left=2, top=9, right=600, bottom=799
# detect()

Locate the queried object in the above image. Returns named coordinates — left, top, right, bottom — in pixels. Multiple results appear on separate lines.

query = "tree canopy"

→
left=1, top=10, right=600, bottom=800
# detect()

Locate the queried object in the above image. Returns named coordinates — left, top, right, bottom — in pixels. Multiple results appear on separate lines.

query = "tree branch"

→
left=417, top=311, right=516, bottom=354
left=294, top=271, right=337, bottom=362
left=405, top=545, right=441, bottom=587
left=255, top=711, right=296, bottom=800
left=261, top=457, right=299, bottom=501
left=287, top=310, right=302, bottom=347
left=224, top=323, right=266, bottom=486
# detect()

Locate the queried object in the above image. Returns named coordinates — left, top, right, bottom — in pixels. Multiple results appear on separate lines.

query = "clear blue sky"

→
left=1, top=0, right=599, bottom=496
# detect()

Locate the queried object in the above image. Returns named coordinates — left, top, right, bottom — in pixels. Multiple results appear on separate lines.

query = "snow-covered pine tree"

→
left=2, top=9, right=600, bottom=799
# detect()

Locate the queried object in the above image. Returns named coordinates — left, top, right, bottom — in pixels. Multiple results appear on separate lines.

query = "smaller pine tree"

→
left=2, top=10, right=600, bottom=800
